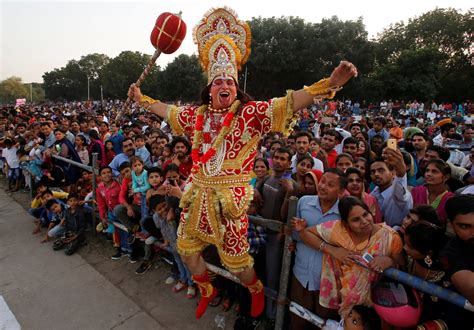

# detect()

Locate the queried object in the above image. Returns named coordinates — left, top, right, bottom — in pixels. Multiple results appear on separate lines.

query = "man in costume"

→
left=129, top=7, right=357, bottom=319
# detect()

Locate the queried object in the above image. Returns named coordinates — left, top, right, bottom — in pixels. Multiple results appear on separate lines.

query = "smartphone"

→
left=168, top=179, right=176, bottom=186
left=362, top=252, right=374, bottom=263
left=387, top=138, right=397, bottom=150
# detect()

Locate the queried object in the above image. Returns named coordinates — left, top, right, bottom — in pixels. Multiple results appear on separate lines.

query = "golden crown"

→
left=193, top=7, right=252, bottom=84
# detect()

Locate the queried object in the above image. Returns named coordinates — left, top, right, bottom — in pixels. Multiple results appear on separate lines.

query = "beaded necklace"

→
left=191, top=100, right=240, bottom=174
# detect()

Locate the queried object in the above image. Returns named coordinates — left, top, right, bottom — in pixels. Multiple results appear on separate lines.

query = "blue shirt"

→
left=292, top=196, right=340, bottom=291
left=367, top=128, right=390, bottom=142
left=370, top=174, right=413, bottom=227
left=132, top=169, right=150, bottom=195
left=109, top=133, right=124, bottom=154
left=109, top=153, right=130, bottom=176
left=135, top=146, right=152, bottom=168
left=43, top=132, right=56, bottom=150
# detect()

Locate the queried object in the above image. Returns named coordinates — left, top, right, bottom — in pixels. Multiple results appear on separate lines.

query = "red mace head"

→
left=150, top=12, right=187, bottom=54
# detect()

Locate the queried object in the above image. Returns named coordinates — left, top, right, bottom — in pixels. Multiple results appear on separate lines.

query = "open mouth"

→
left=219, top=91, right=231, bottom=104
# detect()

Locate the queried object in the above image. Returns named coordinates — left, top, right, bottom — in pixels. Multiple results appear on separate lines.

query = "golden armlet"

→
left=139, top=95, right=159, bottom=109
left=303, top=78, right=342, bottom=99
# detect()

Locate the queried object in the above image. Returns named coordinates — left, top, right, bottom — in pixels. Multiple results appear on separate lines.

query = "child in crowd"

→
left=2, top=138, right=21, bottom=192
left=163, top=163, right=184, bottom=222
left=29, top=185, right=68, bottom=234
left=44, top=198, right=68, bottom=243
left=130, top=156, right=151, bottom=240
left=74, top=135, right=89, bottom=165
left=160, top=143, right=173, bottom=170
left=322, top=305, right=381, bottom=330
left=134, top=134, right=151, bottom=168
left=148, top=195, right=196, bottom=298
left=104, top=140, right=116, bottom=166
left=150, top=141, right=161, bottom=167
left=17, top=147, right=43, bottom=191
left=40, top=161, right=66, bottom=188
left=52, top=193, right=87, bottom=255
left=113, top=161, right=139, bottom=261
left=96, top=166, right=123, bottom=257
left=145, top=167, right=165, bottom=217
left=74, top=170, right=93, bottom=201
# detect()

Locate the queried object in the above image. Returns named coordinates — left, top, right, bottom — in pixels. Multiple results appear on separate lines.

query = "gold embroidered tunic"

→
left=166, top=92, right=295, bottom=272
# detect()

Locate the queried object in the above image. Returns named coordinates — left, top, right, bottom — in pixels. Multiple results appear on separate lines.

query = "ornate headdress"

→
left=193, top=7, right=252, bottom=85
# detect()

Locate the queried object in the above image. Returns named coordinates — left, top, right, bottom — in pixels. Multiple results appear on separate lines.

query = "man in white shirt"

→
left=2, top=138, right=21, bottom=192
left=433, top=123, right=456, bottom=146
left=291, top=131, right=324, bottom=173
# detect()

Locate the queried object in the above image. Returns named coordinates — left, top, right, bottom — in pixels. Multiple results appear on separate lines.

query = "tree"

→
left=363, top=48, right=446, bottom=101
left=0, top=77, right=28, bottom=103
left=78, top=53, right=110, bottom=100
left=156, top=54, right=206, bottom=102
left=43, top=60, right=87, bottom=100
left=374, top=8, right=473, bottom=101
left=244, top=15, right=374, bottom=100
left=101, top=51, right=159, bottom=99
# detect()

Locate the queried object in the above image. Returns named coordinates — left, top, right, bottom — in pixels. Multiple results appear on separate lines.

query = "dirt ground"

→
left=2, top=179, right=241, bottom=330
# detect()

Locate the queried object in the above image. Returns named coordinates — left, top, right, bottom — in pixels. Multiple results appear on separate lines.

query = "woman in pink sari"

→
left=410, top=159, right=454, bottom=225
left=298, top=196, right=403, bottom=316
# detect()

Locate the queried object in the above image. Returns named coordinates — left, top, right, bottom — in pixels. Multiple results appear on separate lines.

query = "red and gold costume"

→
left=139, top=8, right=340, bottom=319
left=169, top=92, right=297, bottom=272
left=141, top=8, right=337, bottom=273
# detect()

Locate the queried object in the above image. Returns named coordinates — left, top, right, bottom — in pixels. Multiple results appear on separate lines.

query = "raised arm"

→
left=292, top=61, right=358, bottom=113
left=128, top=83, right=168, bottom=119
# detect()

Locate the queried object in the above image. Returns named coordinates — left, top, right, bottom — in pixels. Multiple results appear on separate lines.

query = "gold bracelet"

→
left=303, top=78, right=342, bottom=100
left=139, top=95, right=159, bottom=109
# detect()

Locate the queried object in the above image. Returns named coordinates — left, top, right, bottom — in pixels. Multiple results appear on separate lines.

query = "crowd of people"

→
left=1, top=96, right=473, bottom=329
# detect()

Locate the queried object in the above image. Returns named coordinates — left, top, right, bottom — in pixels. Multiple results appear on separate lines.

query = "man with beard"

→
left=411, top=132, right=430, bottom=181
left=320, top=129, right=341, bottom=168
left=291, top=131, right=324, bottom=172
left=370, top=135, right=384, bottom=157
left=440, top=194, right=474, bottom=330
left=163, top=136, right=193, bottom=179
left=128, top=8, right=356, bottom=319
left=256, top=147, right=297, bottom=323
left=370, top=148, right=413, bottom=227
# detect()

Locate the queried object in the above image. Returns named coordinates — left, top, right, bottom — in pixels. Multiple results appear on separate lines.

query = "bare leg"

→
left=233, top=267, right=256, bottom=284
left=180, top=253, right=207, bottom=275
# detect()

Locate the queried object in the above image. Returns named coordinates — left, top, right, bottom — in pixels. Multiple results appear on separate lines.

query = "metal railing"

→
left=51, top=152, right=99, bottom=229
left=42, top=156, right=474, bottom=328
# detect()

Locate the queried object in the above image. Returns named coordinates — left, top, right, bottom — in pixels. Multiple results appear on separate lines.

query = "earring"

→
left=209, top=93, right=213, bottom=106
left=424, top=255, right=433, bottom=268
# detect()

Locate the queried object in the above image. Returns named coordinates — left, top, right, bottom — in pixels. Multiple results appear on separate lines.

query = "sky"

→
left=0, top=0, right=471, bottom=83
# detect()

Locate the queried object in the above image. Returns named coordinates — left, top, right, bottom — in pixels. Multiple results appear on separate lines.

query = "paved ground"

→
left=0, top=179, right=237, bottom=329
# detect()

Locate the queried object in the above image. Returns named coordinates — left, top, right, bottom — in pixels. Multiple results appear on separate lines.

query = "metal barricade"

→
left=51, top=152, right=99, bottom=230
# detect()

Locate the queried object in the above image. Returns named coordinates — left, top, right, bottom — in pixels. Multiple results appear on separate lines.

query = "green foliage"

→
left=39, top=8, right=472, bottom=103
left=0, top=77, right=29, bottom=103
left=373, top=8, right=473, bottom=101
left=43, top=60, right=88, bottom=100
left=100, top=51, right=159, bottom=99
left=243, top=15, right=374, bottom=99
left=156, top=54, right=206, bottom=102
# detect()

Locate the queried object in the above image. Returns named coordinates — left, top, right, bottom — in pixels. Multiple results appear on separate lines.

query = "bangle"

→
left=303, top=78, right=342, bottom=99
left=319, top=241, right=326, bottom=252
left=139, top=95, right=159, bottom=109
